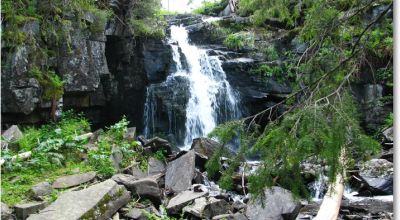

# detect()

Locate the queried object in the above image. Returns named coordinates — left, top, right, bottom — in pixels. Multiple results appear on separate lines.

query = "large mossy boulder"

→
left=28, top=179, right=130, bottom=220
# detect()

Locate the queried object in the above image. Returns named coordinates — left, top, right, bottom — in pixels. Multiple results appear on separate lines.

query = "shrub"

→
left=193, top=0, right=228, bottom=16
left=29, top=66, right=64, bottom=101
left=223, top=32, right=254, bottom=50
left=2, top=110, right=91, bottom=172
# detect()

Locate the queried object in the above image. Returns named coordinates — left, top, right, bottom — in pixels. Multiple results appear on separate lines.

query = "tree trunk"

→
left=314, top=148, right=347, bottom=220
left=51, top=96, right=58, bottom=122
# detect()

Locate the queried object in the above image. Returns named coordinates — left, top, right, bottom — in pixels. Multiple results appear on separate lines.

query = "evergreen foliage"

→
left=129, top=0, right=166, bottom=38
left=207, top=0, right=392, bottom=200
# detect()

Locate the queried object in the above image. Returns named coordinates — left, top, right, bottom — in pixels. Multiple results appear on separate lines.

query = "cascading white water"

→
left=143, top=25, right=241, bottom=149
left=310, top=174, right=327, bottom=201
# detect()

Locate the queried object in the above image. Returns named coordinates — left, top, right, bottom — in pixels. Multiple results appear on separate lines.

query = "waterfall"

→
left=310, top=174, right=327, bottom=201
left=143, top=25, right=241, bottom=149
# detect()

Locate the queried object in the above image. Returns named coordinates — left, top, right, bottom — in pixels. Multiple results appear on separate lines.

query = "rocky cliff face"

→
left=1, top=0, right=173, bottom=132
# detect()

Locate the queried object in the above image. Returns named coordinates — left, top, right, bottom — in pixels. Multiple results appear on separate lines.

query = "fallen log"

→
left=0, top=151, right=32, bottom=166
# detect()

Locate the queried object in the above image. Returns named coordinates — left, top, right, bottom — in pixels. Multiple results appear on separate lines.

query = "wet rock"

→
left=28, top=179, right=130, bottom=220
left=31, top=182, right=53, bottom=199
left=123, top=127, right=137, bottom=141
left=165, top=150, right=196, bottom=193
left=359, top=159, right=393, bottom=195
left=15, top=201, right=46, bottom=220
left=143, top=39, right=173, bottom=83
left=246, top=187, right=301, bottom=220
left=52, top=171, right=96, bottom=189
left=1, top=202, right=13, bottom=220
left=191, top=137, right=220, bottom=158
left=232, top=200, right=246, bottom=211
left=166, top=190, right=208, bottom=215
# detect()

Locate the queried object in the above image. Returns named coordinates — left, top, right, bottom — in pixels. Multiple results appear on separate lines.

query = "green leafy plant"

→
left=223, top=32, right=254, bottom=50
left=193, top=0, right=228, bottom=16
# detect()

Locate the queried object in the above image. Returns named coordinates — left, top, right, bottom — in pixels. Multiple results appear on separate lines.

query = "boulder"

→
left=148, top=157, right=166, bottom=176
left=123, top=127, right=137, bottom=141
left=31, top=182, right=53, bottom=199
left=245, top=187, right=301, bottom=220
left=144, top=136, right=172, bottom=154
left=165, top=150, right=196, bottom=193
left=52, top=171, right=96, bottom=189
left=232, top=200, right=247, bottom=211
left=112, top=174, right=139, bottom=186
left=213, top=213, right=248, bottom=220
left=204, top=197, right=232, bottom=218
left=382, top=127, right=393, bottom=142
left=183, top=197, right=208, bottom=217
left=2, top=125, right=23, bottom=143
left=130, top=178, right=162, bottom=205
left=112, top=174, right=161, bottom=204
left=166, top=190, right=208, bottom=215
left=1, top=202, right=13, bottom=220
left=15, top=201, right=46, bottom=220
left=124, top=208, right=146, bottom=220
left=28, top=179, right=130, bottom=220
left=359, top=159, right=393, bottom=195
left=190, top=137, right=220, bottom=158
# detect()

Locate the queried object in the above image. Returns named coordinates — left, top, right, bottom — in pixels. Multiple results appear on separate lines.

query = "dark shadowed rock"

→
left=166, top=190, right=208, bottom=215
left=31, top=182, right=53, bottom=199
left=144, top=136, right=172, bottom=154
left=203, top=197, right=232, bottom=219
left=28, top=179, right=130, bottom=220
left=246, top=187, right=301, bottom=220
left=191, top=137, right=220, bottom=158
left=52, top=171, right=96, bottom=189
left=165, top=150, right=196, bottom=193
left=359, top=159, right=393, bottom=195
left=382, top=127, right=393, bottom=142
left=15, top=201, right=46, bottom=220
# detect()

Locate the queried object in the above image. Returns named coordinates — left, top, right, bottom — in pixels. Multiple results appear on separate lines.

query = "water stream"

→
left=144, top=25, right=241, bottom=149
